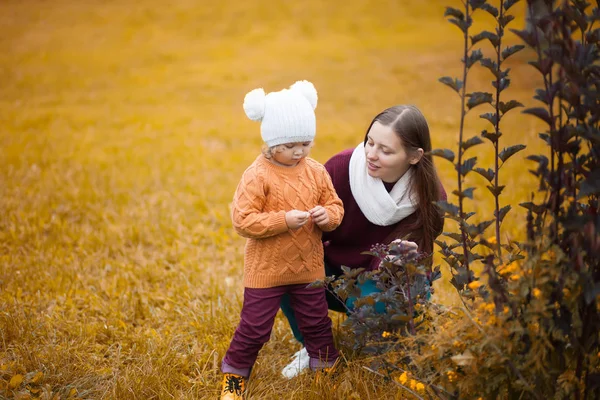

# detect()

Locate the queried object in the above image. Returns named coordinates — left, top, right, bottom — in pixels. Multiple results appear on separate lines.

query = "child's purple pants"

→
left=222, top=283, right=338, bottom=377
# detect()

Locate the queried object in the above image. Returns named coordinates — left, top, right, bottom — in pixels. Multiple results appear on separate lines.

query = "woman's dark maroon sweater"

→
left=322, top=148, right=447, bottom=276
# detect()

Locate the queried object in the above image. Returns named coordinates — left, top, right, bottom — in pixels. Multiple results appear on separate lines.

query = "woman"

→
left=280, top=105, right=447, bottom=378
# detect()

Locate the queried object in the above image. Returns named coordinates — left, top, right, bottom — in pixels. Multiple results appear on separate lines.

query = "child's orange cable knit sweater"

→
left=231, top=155, right=344, bottom=288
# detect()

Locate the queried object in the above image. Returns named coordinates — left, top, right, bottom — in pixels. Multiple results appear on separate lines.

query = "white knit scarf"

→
left=349, top=142, right=417, bottom=226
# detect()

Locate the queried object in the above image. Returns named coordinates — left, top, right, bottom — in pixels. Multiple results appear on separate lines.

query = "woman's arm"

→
left=366, top=181, right=447, bottom=270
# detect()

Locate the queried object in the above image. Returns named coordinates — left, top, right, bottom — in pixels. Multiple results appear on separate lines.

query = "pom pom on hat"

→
left=243, top=88, right=266, bottom=121
left=290, top=80, right=318, bottom=110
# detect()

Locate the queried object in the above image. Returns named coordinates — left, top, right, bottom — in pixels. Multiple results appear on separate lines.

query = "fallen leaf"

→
left=9, top=374, right=24, bottom=389
left=451, top=350, right=475, bottom=366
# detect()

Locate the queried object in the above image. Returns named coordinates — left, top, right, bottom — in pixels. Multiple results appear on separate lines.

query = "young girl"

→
left=220, top=80, right=344, bottom=400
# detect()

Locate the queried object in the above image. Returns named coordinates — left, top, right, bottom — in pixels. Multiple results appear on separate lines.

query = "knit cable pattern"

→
left=232, top=155, right=344, bottom=288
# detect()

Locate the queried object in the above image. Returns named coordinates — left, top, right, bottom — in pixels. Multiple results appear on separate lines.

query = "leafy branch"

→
left=434, top=0, right=524, bottom=293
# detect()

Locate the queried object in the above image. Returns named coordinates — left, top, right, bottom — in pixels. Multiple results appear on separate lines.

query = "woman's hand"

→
left=285, top=210, right=310, bottom=229
left=385, top=239, right=419, bottom=265
left=308, top=206, right=329, bottom=228
left=391, top=239, right=419, bottom=254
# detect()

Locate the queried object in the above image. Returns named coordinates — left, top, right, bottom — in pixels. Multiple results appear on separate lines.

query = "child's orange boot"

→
left=220, top=373, right=246, bottom=400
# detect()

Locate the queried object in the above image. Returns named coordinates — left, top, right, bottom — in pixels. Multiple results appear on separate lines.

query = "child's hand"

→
left=308, top=206, right=329, bottom=227
left=285, top=210, right=310, bottom=229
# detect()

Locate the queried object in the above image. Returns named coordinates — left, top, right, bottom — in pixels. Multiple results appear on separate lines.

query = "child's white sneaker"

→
left=281, top=347, right=309, bottom=379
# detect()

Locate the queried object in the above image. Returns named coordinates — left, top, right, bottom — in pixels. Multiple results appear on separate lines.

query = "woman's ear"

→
left=410, top=148, right=424, bottom=165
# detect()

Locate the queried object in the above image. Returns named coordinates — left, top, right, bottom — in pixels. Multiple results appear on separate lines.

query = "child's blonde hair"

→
left=261, top=144, right=286, bottom=160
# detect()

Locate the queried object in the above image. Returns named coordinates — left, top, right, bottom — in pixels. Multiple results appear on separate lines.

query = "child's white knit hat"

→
left=243, top=80, right=318, bottom=147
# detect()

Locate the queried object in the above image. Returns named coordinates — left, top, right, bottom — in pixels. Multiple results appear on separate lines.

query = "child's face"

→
left=271, top=141, right=313, bottom=167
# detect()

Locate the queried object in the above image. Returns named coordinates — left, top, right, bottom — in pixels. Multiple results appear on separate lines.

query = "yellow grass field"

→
left=1, top=0, right=546, bottom=398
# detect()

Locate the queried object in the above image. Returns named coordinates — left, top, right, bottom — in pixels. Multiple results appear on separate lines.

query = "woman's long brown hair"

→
left=363, top=105, right=444, bottom=254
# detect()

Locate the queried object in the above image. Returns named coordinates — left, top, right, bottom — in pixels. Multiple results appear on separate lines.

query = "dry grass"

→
left=0, top=0, right=545, bottom=398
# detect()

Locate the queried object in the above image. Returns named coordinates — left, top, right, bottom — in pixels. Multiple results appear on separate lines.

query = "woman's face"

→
left=364, top=121, right=420, bottom=183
